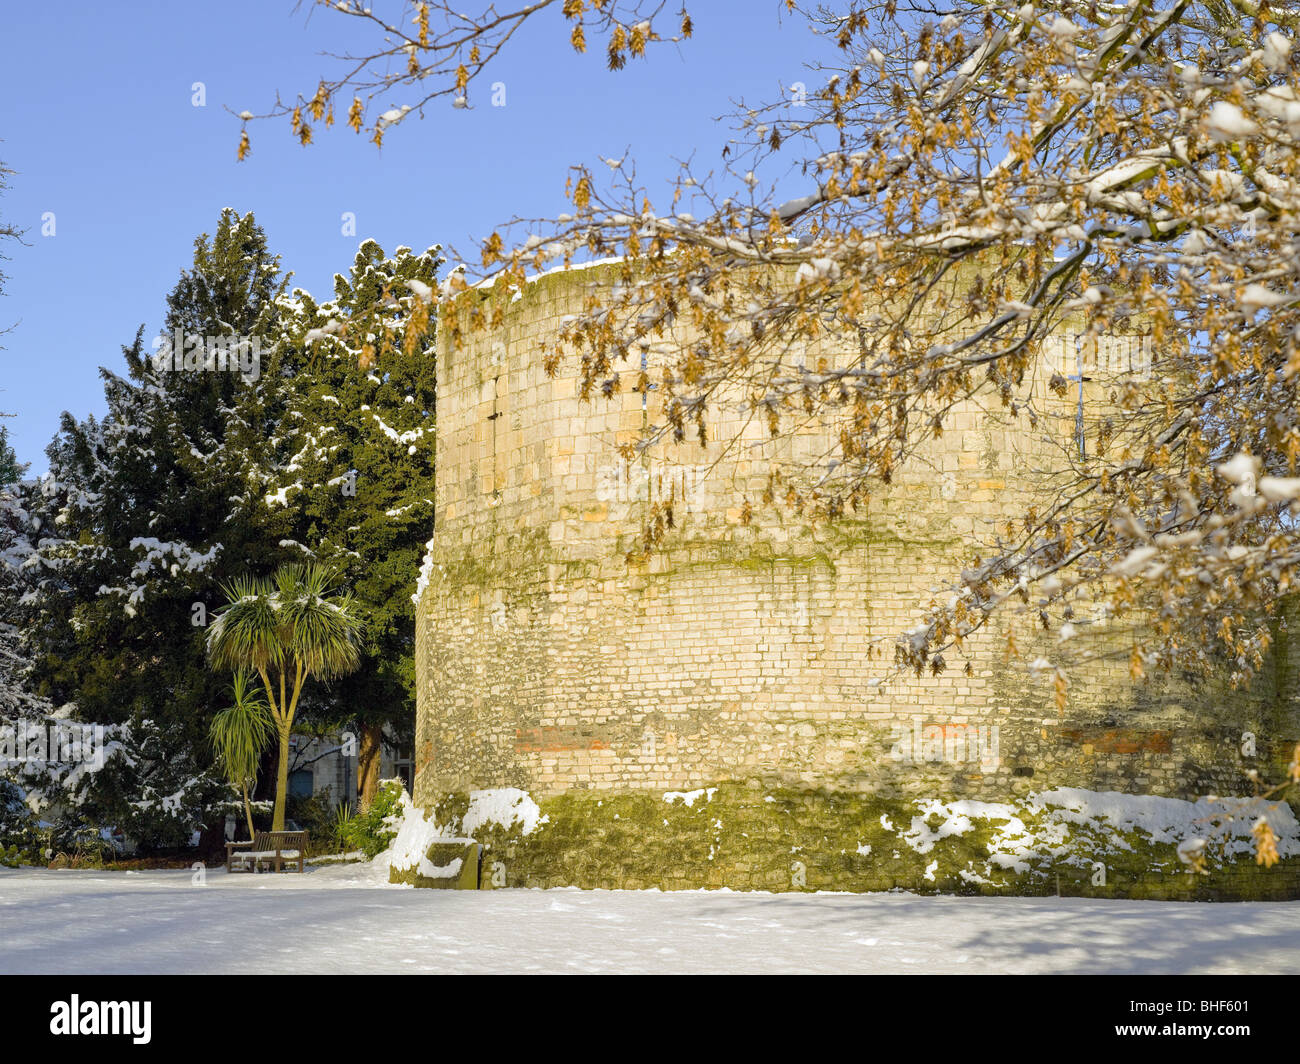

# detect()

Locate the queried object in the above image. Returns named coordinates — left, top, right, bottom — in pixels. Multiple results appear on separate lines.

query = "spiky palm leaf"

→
left=278, top=564, right=362, bottom=682
left=207, top=562, right=364, bottom=831
left=207, top=574, right=285, bottom=676
left=209, top=669, right=274, bottom=838
left=209, top=669, right=273, bottom=785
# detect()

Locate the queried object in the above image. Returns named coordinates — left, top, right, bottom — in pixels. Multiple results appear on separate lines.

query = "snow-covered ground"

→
left=1, top=862, right=1298, bottom=974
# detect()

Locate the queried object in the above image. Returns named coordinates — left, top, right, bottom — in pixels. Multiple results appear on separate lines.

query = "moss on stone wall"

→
left=388, top=840, right=481, bottom=889
left=417, top=782, right=1300, bottom=900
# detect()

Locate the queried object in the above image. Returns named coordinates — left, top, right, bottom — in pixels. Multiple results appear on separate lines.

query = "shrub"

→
left=48, top=814, right=115, bottom=866
left=338, top=778, right=405, bottom=858
left=0, top=781, right=40, bottom=864
left=286, top=790, right=341, bottom=855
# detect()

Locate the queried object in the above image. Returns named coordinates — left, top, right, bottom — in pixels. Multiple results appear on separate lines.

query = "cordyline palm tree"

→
left=207, top=563, right=363, bottom=831
left=209, top=669, right=274, bottom=839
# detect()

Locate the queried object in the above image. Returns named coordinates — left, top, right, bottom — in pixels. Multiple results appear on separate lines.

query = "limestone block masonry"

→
left=413, top=262, right=1300, bottom=897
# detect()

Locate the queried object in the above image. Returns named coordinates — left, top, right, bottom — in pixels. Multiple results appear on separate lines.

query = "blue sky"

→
left=0, top=1, right=834, bottom=474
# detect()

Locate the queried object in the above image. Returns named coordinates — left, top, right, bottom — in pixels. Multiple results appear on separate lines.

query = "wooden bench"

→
left=225, top=830, right=308, bottom=873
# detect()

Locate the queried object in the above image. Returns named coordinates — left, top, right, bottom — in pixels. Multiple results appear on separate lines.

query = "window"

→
left=288, top=769, right=314, bottom=799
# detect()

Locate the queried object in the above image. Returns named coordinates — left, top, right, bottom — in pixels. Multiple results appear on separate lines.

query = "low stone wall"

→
left=416, top=783, right=1300, bottom=901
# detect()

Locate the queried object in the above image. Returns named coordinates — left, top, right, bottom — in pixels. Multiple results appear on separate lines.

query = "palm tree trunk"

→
left=272, top=662, right=309, bottom=830
left=243, top=781, right=256, bottom=839
left=273, top=722, right=291, bottom=832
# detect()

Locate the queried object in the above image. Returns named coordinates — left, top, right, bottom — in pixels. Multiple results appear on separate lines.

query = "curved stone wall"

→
left=412, top=262, right=1300, bottom=893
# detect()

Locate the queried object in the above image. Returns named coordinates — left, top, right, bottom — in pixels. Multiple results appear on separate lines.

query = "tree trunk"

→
left=273, top=723, right=291, bottom=832
left=196, top=819, right=228, bottom=863
left=357, top=722, right=382, bottom=811
left=243, top=782, right=256, bottom=839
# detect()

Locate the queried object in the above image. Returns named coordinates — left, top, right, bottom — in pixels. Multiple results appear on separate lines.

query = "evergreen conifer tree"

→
left=16, top=210, right=289, bottom=847
left=254, top=240, right=441, bottom=808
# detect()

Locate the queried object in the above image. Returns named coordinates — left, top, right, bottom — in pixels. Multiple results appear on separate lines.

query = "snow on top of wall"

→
left=900, top=789, right=1300, bottom=873
left=460, top=256, right=627, bottom=299
left=664, top=787, right=717, bottom=808
left=382, top=785, right=548, bottom=880
left=463, top=788, right=547, bottom=837
left=381, top=788, right=473, bottom=880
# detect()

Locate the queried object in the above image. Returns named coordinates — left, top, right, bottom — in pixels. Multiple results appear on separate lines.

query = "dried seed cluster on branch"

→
left=266, top=1, right=1300, bottom=707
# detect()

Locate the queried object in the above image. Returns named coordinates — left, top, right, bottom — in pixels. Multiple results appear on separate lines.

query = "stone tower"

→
left=408, top=261, right=1300, bottom=895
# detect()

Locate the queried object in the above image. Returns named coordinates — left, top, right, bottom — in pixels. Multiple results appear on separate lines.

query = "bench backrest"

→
left=252, top=830, right=308, bottom=851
